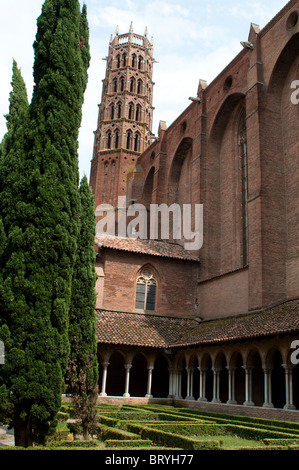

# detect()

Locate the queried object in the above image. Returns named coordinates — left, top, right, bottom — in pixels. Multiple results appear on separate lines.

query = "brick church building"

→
left=89, top=0, right=299, bottom=419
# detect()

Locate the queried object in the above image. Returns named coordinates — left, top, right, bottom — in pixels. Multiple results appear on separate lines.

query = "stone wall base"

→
left=64, top=395, right=299, bottom=422
left=174, top=399, right=299, bottom=423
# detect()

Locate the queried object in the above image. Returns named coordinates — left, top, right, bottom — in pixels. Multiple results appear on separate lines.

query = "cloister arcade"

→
left=98, top=337, right=299, bottom=412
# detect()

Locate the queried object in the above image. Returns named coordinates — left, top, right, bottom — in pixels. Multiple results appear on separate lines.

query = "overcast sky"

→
left=0, top=0, right=288, bottom=180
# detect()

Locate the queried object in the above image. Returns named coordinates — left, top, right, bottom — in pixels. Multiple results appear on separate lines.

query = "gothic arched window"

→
left=134, top=132, right=140, bottom=152
left=138, top=55, right=143, bottom=70
left=238, top=110, right=248, bottom=267
left=126, top=130, right=132, bottom=149
left=115, top=130, right=119, bottom=148
left=130, top=78, right=136, bottom=93
left=128, top=102, right=134, bottom=120
left=135, top=104, right=141, bottom=121
left=117, top=102, right=122, bottom=118
left=137, top=79, right=142, bottom=94
left=113, top=78, right=117, bottom=92
left=107, top=131, right=112, bottom=149
left=120, top=77, right=125, bottom=91
left=110, top=103, right=115, bottom=120
left=135, top=268, right=157, bottom=311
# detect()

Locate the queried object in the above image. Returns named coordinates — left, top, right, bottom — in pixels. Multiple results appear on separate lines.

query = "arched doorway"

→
left=230, top=351, right=245, bottom=405
left=152, top=355, right=169, bottom=398
left=219, top=355, right=228, bottom=403
left=271, top=350, right=285, bottom=409
left=106, top=351, right=125, bottom=396
left=129, top=353, right=148, bottom=397
left=247, top=350, right=263, bottom=406
left=189, top=355, right=199, bottom=400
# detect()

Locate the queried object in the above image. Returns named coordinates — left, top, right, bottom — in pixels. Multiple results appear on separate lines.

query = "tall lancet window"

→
left=238, top=112, right=248, bottom=267
left=135, top=268, right=157, bottom=311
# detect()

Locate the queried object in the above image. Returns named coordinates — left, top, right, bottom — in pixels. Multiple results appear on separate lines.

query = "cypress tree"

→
left=0, top=60, right=29, bottom=160
left=66, top=176, right=98, bottom=440
left=0, top=61, right=30, bottom=428
left=0, top=0, right=90, bottom=447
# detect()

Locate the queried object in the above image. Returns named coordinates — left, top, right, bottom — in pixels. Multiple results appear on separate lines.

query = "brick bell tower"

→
left=90, top=23, right=156, bottom=209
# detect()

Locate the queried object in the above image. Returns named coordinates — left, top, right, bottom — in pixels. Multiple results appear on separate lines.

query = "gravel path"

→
left=0, top=426, right=14, bottom=447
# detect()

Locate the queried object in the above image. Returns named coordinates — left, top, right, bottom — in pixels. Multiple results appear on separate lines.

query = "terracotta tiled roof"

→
left=174, top=299, right=299, bottom=347
left=96, top=310, right=197, bottom=348
left=96, top=299, right=299, bottom=349
left=95, top=235, right=200, bottom=262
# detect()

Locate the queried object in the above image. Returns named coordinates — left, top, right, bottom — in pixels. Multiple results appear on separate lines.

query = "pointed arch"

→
left=113, top=77, right=117, bottom=92
left=106, top=130, right=112, bottom=149
left=137, top=79, right=143, bottom=94
left=110, top=102, right=115, bottom=120
left=131, top=53, right=137, bottom=68
left=130, top=77, right=136, bottom=93
left=114, top=129, right=120, bottom=148
left=135, top=265, right=157, bottom=311
left=168, top=137, right=193, bottom=205
left=138, top=55, right=143, bottom=70
left=136, top=103, right=142, bottom=121
left=134, top=131, right=141, bottom=152
left=120, top=76, right=125, bottom=92
left=264, top=32, right=299, bottom=302
left=126, top=129, right=132, bottom=149
left=128, top=102, right=135, bottom=120
left=117, top=101, right=122, bottom=119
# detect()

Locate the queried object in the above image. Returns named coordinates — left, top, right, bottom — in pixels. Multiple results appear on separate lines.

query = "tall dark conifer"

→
left=0, top=1, right=90, bottom=447
left=66, top=176, right=98, bottom=439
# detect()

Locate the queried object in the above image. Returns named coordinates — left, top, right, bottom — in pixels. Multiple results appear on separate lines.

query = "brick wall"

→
left=97, top=249, right=199, bottom=318
left=127, top=0, right=299, bottom=319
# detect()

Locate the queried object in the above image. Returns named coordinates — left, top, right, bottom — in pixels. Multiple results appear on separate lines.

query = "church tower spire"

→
left=90, top=25, right=155, bottom=208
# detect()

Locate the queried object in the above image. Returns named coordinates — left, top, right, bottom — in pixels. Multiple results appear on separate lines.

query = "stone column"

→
left=168, top=369, right=175, bottom=398
left=123, top=364, right=132, bottom=398
left=198, top=367, right=208, bottom=401
left=145, top=366, right=154, bottom=398
left=99, top=362, right=110, bottom=397
left=263, top=368, right=274, bottom=408
left=226, top=366, right=237, bottom=404
left=212, top=367, right=221, bottom=403
left=283, top=364, right=296, bottom=410
left=186, top=368, right=195, bottom=400
left=243, top=365, right=254, bottom=406
left=174, top=369, right=183, bottom=399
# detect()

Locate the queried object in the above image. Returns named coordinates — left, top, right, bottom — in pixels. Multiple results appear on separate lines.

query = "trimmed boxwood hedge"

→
left=263, top=438, right=299, bottom=446
left=172, top=408, right=299, bottom=432
left=48, top=439, right=100, bottom=448
left=223, top=424, right=299, bottom=441
left=126, top=424, right=222, bottom=450
left=138, top=423, right=224, bottom=436
left=96, top=424, right=140, bottom=441
left=105, top=439, right=153, bottom=448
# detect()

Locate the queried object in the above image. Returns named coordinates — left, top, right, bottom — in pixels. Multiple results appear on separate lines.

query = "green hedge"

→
left=224, top=424, right=299, bottom=441
left=96, top=424, right=140, bottom=441
left=174, top=408, right=299, bottom=432
left=48, top=439, right=100, bottom=448
left=126, top=424, right=222, bottom=450
left=98, top=416, right=119, bottom=427
left=263, top=438, right=299, bottom=446
left=98, top=411, right=159, bottom=421
left=105, top=439, right=153, bottom=448
left=142, top=423, right=224, bottom=436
